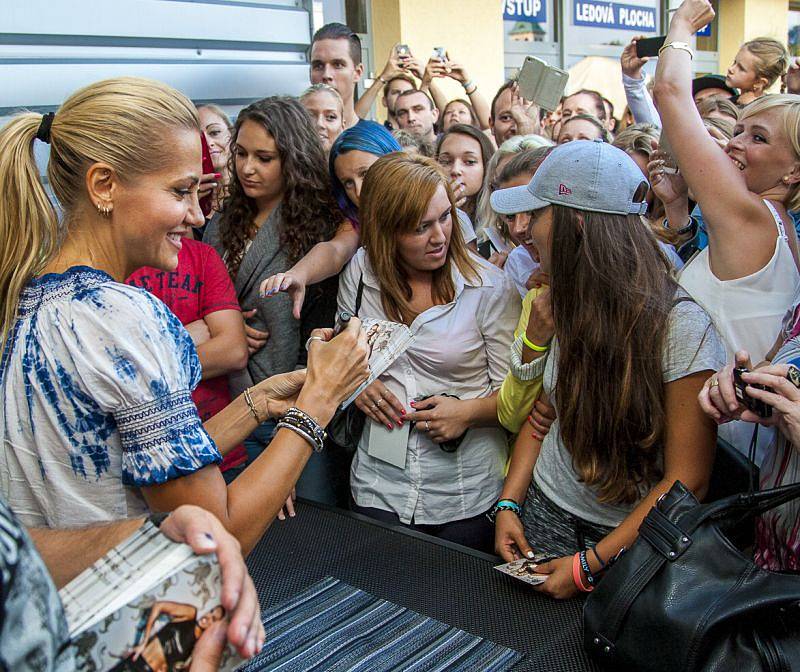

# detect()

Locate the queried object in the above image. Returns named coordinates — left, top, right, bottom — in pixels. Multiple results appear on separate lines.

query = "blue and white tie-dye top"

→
left=0, top=266, right=222, bottom=528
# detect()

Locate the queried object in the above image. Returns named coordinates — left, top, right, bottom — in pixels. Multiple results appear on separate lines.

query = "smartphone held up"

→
left=635, top=35, right=667, bottom=59
left=517, top=56, right=569, bottom=112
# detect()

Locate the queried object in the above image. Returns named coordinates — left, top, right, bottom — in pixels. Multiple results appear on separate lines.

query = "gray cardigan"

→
left=204, top=206, right=299, bottom=395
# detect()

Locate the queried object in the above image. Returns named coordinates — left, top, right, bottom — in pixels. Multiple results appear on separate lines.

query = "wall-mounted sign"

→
left=503, top=0, right=547, bottom=23
left=573, top=1, right=657, bottom=32
left=697, top=23, right=711, bottom=37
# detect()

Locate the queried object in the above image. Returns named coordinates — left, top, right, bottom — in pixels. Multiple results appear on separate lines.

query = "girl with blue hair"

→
left=260, top=120, right=477, bottom=316
left=259, top=120, right=399, bottom=317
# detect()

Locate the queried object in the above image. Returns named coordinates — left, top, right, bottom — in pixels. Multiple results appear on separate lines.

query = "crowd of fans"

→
left=2, top=0, right=800, bottom=667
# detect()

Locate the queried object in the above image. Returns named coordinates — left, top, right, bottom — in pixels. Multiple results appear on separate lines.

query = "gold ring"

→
left=425, top=420, right=431, bottom=431
left=710, top=378, right=719, bottom=388
left=376, top=398, right=384, bottom=407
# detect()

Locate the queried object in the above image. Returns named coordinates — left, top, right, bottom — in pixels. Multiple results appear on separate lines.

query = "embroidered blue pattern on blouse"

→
left=2, top=266, right=219, bottom=494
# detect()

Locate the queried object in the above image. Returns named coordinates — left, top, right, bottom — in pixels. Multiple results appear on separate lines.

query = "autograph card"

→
left=494, top=558, right=549, bottom=586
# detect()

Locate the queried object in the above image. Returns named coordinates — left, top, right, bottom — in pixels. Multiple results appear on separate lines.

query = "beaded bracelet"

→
left=278, top=407, right=326, bottom=452
left=276, top=421, right=323, bottom=453
left=486, top=498, right=521, bottom=523
left=282, top=411, right=326, bottom=449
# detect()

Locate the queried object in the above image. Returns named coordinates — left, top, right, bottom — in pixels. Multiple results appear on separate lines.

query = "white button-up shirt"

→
left=340, top=249, right=520, bottom=525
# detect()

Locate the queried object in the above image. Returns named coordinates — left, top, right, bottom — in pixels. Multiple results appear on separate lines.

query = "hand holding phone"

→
left=517, top=56, right=568, bottom=112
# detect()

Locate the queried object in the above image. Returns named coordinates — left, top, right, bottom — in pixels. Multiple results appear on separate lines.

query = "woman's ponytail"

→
left=0, top=113, right=60, bottom=352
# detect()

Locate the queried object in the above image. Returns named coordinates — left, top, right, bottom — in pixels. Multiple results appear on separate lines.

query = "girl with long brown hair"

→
left=490, top=140, right=724, bottom=598
left=435, top=123, right=494, bottom=225
left=341, top=152, right=519, bottom=553
left=204, top=97, right=341, bottom=475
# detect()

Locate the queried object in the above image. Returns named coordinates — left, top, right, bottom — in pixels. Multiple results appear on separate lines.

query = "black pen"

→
left=333, top=311, right=352, bottom=336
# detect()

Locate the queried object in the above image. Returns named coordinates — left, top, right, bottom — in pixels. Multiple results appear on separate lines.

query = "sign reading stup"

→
left=503, top=0, right=547, bottom=23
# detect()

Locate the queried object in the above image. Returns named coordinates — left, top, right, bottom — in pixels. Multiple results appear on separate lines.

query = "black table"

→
left=246, top=500, right=600, bottom=672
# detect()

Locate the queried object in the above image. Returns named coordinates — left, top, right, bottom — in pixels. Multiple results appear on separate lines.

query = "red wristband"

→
left=572, top=552, right=593, bottom=593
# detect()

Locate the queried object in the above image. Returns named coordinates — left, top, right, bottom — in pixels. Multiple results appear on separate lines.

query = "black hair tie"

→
left=36, top=112, right=55, bottom=144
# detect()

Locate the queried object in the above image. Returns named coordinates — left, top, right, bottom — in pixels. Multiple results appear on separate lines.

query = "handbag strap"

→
left=354, top=274, right=364, bottom=317
left=678, top=481, right=800, bottom=535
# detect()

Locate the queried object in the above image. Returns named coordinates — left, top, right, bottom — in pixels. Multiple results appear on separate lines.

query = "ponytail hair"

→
left=742, top=37, right=790, bottom=92
left=0, top=114, right=59, bottom=353
left=0, top=76, right=199, bottom=351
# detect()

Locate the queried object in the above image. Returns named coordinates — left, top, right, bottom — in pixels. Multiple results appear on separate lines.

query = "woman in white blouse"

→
left=339, top=152, right=520, bottom=553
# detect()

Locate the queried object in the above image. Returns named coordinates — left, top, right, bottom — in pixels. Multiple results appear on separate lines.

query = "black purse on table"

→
left=583, top=477, right=800, bottom=671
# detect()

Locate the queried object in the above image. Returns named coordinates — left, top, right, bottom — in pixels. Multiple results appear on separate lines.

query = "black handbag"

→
left=328, top=276, right=366, bottom=453
left=583, top=478, right=800, bottom=671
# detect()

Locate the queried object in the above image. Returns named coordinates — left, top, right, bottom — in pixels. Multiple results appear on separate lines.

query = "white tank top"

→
left=678, top=200, right=800, bottom=362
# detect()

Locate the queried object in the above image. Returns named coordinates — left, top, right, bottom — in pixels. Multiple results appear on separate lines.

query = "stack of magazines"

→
left=60, top=521, right=242, bottom=671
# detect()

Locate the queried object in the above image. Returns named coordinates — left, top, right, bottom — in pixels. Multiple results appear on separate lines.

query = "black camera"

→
left=733, top=367, right=772, bottom=419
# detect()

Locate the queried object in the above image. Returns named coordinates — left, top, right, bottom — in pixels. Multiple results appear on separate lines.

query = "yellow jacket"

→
left=497, top=286, right=547, bottom=433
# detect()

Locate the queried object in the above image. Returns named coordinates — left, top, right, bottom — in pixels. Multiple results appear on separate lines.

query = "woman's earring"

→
left=783, top=175, right=791, bottom=185
left=96, top=202, right=112, bottom=217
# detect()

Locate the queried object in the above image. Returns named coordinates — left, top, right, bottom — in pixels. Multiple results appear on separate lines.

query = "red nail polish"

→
left=410, top=401, right=416, bottom=407
left=386, top=424, right=392, bottom=430
left=214, top=172, right=222, bottom=178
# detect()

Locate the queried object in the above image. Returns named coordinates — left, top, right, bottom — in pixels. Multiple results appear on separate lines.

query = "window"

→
left=790, top=1, right=800, bottom=56
left=695, top=0, right=718, bottom=53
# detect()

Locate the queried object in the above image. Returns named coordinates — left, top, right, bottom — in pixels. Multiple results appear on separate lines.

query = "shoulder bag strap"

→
left=354, top=274, right=364, bottom=317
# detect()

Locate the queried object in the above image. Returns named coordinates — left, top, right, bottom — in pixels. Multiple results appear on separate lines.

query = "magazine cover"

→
left=341, top=317, right=415, bottom=408
left=60, top=523, right=243, bottom=672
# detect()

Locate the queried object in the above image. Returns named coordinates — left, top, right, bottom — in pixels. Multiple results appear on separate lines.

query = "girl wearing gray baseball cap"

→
left=490, top=139, right=726, bottom=598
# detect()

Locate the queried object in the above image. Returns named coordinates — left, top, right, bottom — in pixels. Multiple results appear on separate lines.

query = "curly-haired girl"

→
left=204, top=97, right=341, bottom=467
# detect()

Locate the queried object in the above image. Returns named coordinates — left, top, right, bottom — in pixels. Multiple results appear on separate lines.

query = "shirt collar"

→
left=360, top=250, right=492, bottom=298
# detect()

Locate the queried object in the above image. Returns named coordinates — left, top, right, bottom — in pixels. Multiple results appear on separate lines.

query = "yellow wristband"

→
left=522, top=334, right=549, bottom=352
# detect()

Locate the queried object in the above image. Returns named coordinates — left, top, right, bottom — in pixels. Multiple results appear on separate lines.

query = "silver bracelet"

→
left=276, top=421, right=325, bottom=453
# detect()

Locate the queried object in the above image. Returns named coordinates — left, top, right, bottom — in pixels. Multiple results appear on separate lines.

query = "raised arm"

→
left=355, top=44, right=408, bottom=120
left=447, top=58, right=491, bottom=129
left=621, top=36, right=661, bottom=127
left=259, top=222, right=360, bottom=319
left=417, top=58, right=449, bottom=114
left=652, top=0, right=776, bottom=273
left=497, top=287, right=552, bottom=432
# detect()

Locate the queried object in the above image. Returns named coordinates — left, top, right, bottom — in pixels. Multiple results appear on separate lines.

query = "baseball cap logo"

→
left=558, top=183, right=572, bottom=196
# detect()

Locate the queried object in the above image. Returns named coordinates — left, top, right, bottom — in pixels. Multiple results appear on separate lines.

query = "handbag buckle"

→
left=640, top=507, right=693, bottom=561
left=589, top=633, right=616, bottom=657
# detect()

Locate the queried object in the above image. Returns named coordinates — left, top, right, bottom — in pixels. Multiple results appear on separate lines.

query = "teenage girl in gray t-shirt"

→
left=489, top=141, right=725, bottom=600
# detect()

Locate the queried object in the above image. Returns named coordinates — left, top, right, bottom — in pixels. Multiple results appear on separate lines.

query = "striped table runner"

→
left=244, top=577, right=523, bottom=671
